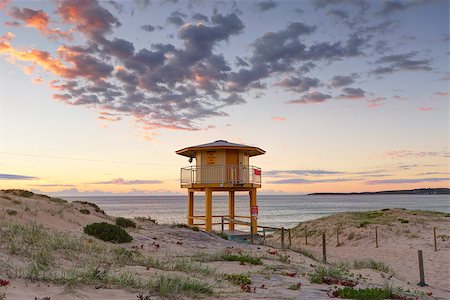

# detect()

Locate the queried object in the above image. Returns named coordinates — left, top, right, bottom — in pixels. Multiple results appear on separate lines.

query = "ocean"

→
left=63, top=194, right=450, bottom=229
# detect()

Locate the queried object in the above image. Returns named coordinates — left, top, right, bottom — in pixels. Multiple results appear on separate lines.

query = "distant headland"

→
left=308, top=188, right=450, bottom=196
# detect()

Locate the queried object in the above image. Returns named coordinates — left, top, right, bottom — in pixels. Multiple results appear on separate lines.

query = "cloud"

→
left=338, top=87, right=366, bottom=99
left=417, top=172, right=450, bottom=176
left=312, top=0, right=369, bottom=10
left=192, top=13, right=208, bottom=22
left=8, top=6, right=72, bottom=40
left=31, top=188, right=181, bottom=196
left=383, top=150, right=445, bottom=158
left=0, top=1, right=435, bottom=138
left=377, top=0, right=430, bottom=16
left=288, top=91, right=332, bottom=104
left=0, top=173, right=38, bottom=180
left=276, top=76, right=320, bottom=93
left=91, top=178, right=162, bottom=184
left=166, top=10, right=187, bottom=27
left=0, top=0, right=11, bottom=9
left=371, top=51, right=432, bottom=76
left=265, top=169, right=346, bottom=177
left=366, top=177, right=450, bottom=185
left=57, top=0, right=121, bottom=41
left=30, top=184, right=75, bottom=187
left=268, top=178, right=355, bottom=184
left=432, top=91, right=449, bottom=97
left=418, top=106, right=433, bottom=111
left=255, top=0, right=278, bottom=12
left=367, top=97, right=386, bottom=108
left=272, top=116, right=287, bottom=121
left=97, top=111, right=121, bottom=121
left=330, top=74, right=358, bottom=87
left=141, top=24, right=155, bottom=32
left=107, top=0, right=124, bottom=13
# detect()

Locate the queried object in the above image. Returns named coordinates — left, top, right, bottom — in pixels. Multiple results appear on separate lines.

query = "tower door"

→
left=226, top=150, right=239, bottom=183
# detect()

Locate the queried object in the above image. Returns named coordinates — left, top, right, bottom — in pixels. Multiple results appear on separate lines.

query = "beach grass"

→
left=308, top=264, right=351, bottom=284
left=336, top=259, right=392, bottom=274
left=0, top=221, right=216, bottom=295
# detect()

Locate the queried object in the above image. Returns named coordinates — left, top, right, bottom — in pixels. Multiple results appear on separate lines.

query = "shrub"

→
left=398, top=218, right=409, bottom=224
left=74, top=201, right=105, bottom=214
left=223, top=273, right=251, bottom=285
left=333, top=287, right=391, bottom=300
left=79, top=209, right=90, bottom=215
left=6, top=209, right=17, bottom=216
left=220, top=253, right=262, bottom=265
left=288, top=283, right=302, bottom=290
left=115, top=217, right=136, bottom=228
left=277, top=253, right=290, bottom=263
left=48, top=197, right=67, bottom=205
left=83, top=222, right=132, bottom=243
left=151, top=275, right=213, bottom=296
left=2, top=189, right=34, bottom=197
left=359, top=221, right=370, bottom=228
left=136, top=216, right=157, bottom=224
left=308, top=264, right=351, bottom=284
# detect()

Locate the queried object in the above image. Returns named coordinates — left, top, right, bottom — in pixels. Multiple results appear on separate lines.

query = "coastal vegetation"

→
left=115, top=217, right=137, bottom=228
left=0, top=190, right=445, bottom=299
left=84, top=222, right=133, bottom=243
left=223, top=273, right=251, bottom=285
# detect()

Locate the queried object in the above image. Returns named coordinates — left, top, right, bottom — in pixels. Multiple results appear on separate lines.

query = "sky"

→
left=0, top=0, right=448, bottom=196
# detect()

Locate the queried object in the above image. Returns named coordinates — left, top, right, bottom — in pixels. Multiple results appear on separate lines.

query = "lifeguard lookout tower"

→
left=176, top=140, right=265, bottom=234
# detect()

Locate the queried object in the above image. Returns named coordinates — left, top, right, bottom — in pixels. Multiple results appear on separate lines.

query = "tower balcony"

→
left=180, top=164, right=262, bottom=189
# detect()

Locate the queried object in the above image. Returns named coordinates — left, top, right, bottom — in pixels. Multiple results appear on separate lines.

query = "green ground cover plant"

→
left=308, top=264, right=354, bottom=285
left=115, top=217, right=136, bottom=228
left=84, top=222, right=132, bottom=243
left=223, top=273, right=251, bottom=285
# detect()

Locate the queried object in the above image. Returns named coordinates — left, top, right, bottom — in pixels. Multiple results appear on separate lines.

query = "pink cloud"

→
left=272, top=116, right=287, bottom=121
left=0, top=0, right=11, bottom=10
left=32, top=77, right=43, bottom=84
left=367, top=97, right=385, bottom=108
left=8, top=7, right=71, bottom=40
left=418, top=106, right=433, bottom=111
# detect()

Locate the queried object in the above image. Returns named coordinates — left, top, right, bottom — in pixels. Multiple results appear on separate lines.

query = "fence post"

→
left=263, top=228, right=266, bottom=246
left=250, top=222, right=254, bottom=244
left=305, top=226, right=308, bottom=245
left=375, top=226, right=378, bottom=248
left=281, top=227, right=285, bottom=249
left=322, top=233, right=327, bottom=263
left=433, top=227, right=437, bottom=252
left=221, top=216, right=224, bottom=233
left=417, top=250, right=427, bottom=286
left=336, top=227, right=340, bottom=247
left=288, top=228, right=292, bottom=248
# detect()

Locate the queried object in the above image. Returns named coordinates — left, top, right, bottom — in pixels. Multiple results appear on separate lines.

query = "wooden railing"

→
left=180, top=164, right=261, bottom=187
left=187, top=214, right=293, bottom=248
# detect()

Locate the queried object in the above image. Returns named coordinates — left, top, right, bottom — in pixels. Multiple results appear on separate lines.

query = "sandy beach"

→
left=0, top=190, right=448, bottom=299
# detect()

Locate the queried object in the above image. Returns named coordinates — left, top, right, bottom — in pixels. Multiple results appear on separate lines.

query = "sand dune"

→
left=0, top=190, right=447, bottom=299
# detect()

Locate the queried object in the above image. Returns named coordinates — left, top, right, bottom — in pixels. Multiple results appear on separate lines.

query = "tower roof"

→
left=176, top=140, right=265, bottom=158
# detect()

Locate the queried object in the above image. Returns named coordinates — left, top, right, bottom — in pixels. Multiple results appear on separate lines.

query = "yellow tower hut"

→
left=176, top=140, right=265, bottom=234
